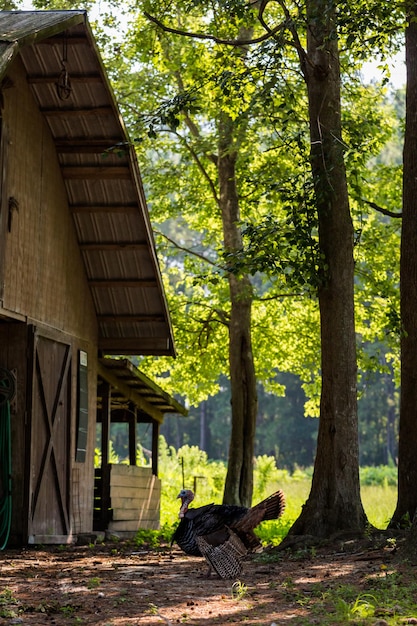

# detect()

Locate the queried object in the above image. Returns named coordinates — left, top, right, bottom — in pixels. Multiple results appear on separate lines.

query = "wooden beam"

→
left=41, top=105, right=114, bottom=116
left=97, top=362, right=164, bottom=424
left=89, top=279, right=157, bottom=288
left=152, top=422, right=160, bottom=476
left=70, top=204, right=138, bottom=214
left=101, top=381, right=111, bottom=467
left=80, top=241, right=148, bottom=251
left=98, top=337, right=172, bottom=355
left=42, top=35, right=88, bottom=46
left=100, top=359, right=187, bottom=415
left=97, top=314, right=165, bottom=322
left=128, top=403, right=137, bottom=466
left=28, top=73, right=102, bottom=84
left=97, top=381, right=112, bottom=530
left=56, top=143, right=125, bottom=154
left=62, top=166, right=130, bottom=179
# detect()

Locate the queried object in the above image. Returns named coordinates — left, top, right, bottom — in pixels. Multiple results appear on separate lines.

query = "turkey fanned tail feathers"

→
left=173, top=489, right=286, bottom=579
left=196, top=528, right=247, bottom=579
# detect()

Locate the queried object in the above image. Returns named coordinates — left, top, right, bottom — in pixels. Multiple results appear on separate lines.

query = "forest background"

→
left=6, top=1, right=408, bottom=492
left=82, top=0, right=404, bottom=473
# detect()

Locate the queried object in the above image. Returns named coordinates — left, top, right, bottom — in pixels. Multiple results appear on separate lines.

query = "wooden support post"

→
left=152, top=420, right=159, bottom=476
left=128, top=403, right=137, bottom=466
left=99, top=381, right=111, bottom=528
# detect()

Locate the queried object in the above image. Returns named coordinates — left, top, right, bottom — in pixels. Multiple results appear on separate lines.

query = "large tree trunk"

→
left=288, top=0, right=367, bottom=537
left=390, top=2, right=417, bottom=529
left=218, top=113, right=257, bottom=507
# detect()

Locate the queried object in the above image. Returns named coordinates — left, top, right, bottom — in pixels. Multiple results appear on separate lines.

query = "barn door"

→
left=27, top=332, right=72, bottom=543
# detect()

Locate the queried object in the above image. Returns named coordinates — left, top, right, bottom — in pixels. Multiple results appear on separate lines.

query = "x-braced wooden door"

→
left=27, top=331, right=72, bottom=543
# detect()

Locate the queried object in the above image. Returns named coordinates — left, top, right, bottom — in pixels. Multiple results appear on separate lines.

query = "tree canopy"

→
left=11, top=0, right=411, bottom=532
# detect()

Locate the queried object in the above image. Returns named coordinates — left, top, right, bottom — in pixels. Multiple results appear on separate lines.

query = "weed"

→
left=148, top=603, right=159, bottom=615
left=0, top=588, right=19, bottom=618
left=231, top=580, right=248, bottom=600
left=60, top=604, right=76, bottom=616
left=87, top=577, right=101, bottom=589
left=134, top=523, right=173, bottom=548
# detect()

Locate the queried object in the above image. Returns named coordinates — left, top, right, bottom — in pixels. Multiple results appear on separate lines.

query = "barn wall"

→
left=1, top=56, right=97, bottom=341
left=0, top=57, right=99, bottom=543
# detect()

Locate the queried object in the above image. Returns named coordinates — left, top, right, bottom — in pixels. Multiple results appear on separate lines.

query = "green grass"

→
left=362, top=483, right=397, bottom=529
left=161, top=446, right=397, bottom=545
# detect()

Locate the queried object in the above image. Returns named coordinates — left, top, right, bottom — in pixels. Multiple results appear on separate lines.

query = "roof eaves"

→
left=0, top=10, right=86, bottom=79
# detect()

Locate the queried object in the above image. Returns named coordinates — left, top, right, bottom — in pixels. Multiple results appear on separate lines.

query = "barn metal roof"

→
left=0, top=10, right=175, bottom=357
left=98, top=357, right=187, bottom=424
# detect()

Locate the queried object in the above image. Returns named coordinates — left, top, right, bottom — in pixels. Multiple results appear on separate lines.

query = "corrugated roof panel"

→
left=74, top=207, right=152, bottom=247
left=0, top=11, right=175, bottom=356
left=82, top=250, right=154, bottom=280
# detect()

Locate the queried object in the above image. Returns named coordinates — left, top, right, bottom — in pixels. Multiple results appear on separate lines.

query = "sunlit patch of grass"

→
left=160, top=457, right=399, bottom=547
left=361, top=483, right=396, bottom=529
left=283, top=575, right=417, bottom=625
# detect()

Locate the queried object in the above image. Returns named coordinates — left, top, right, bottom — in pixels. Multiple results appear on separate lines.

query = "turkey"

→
left=171, top=488, right=285, bottom=578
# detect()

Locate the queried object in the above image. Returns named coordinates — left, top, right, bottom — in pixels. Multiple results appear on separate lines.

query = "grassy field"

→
left=158, top=445, right=399, bottom=534
left=244, top=477, right=398, bottom=546
left=160, top=465, right=398, bottom=544
left=272, top=478, right=397, bottom=531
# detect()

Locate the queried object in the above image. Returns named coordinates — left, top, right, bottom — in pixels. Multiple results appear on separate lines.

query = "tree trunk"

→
left=390, top=2, right=417, bottom=528
left=218, top=113, right=257, bottom=507
left=288, top=0, right=367, bottom=537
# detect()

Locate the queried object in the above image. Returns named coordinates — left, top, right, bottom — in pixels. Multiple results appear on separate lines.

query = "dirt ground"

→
left=0, top=534, right=415, bottom=625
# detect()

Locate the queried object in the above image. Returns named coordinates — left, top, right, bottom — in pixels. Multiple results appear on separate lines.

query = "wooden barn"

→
left=0, top=10, right=185, bottom=546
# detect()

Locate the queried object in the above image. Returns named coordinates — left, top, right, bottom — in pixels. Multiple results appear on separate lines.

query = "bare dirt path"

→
left=0, top=537, right=413, bottom=625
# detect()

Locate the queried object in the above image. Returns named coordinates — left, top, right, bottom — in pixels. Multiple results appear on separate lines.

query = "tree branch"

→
left=362, top=198, right=402, bottom=218
left=174, top=131, right=220, bottom=204
left=155, top=229, right=222, bottom=268
left=257, top=0, right=309, bottom=75
left=144, top=10, right=282, bottom=47
left=172, top=69, right=217, bottom=164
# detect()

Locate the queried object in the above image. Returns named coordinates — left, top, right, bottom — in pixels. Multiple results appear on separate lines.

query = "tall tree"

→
left=391, top=1, right=417, bottom=528
left=113, top=5, right=313, bottom=505
left=271, top=0, right=367, bottom=536
left=29, top=0, right=405, bottom=521
left=218, top=109, right=257, bottom=506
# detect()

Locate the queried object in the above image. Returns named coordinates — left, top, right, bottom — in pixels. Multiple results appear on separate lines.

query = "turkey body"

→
left=171, top=502, right=248, bottom=556
left=171, top=489, right=286, bottom=578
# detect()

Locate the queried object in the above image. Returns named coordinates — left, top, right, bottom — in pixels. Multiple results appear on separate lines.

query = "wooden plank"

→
left=41, top=105, right=113, bottom=116
left=80, top=242, right=148, bottom=251
left=110, top=489, right=160, bottom=504
left=108, top=519, right=159, bottom=531
left=97, top=314, right=165, bottom=323
left=112, top=507, right=159, bottom=522
left=28, top=534, right=74, bottom=545
left=110, top=470, right=156, bottom=487
left=109, top=485, right=160, bottom=500
left=89, top=279, right=157, bottom=288
left=99, top=338, right=172, bottom=355
left=107, top=520, right=159, bottom=532
left=1, top=57, right=98, bottom=339
left=62, top=166, right=130, bottom=179
left=28, top=73, right=102, bottom=84
left=111, top=494, right=161, bottom=510
left=110, top=464, right=153, bottom=477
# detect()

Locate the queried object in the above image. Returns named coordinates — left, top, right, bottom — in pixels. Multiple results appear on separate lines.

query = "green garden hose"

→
left=0, top=372, right=14, bottom=550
